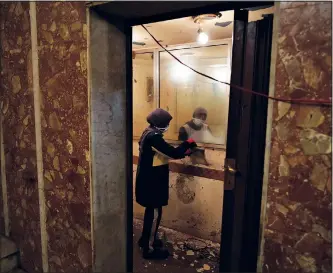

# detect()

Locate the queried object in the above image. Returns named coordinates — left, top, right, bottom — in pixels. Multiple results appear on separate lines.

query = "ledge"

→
left=133, top=156, right=225, bottom=181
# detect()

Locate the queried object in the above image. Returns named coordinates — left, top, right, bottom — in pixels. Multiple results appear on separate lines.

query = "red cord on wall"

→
left=141, top=25, right=332, bottom=107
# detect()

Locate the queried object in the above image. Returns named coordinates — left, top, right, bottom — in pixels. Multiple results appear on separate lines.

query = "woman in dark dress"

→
left=136, top=108, right=197, bottom=260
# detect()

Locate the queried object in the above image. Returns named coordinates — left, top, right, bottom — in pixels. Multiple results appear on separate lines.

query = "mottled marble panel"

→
left=36, top=2, right=91, bottom=272
left=280, top=1, right=318, bottom=10
left=0, top=2, right=43, bottom=272
left=0, top=167, right=4, bottom=234
left=263, top=3, right=332, bottom=273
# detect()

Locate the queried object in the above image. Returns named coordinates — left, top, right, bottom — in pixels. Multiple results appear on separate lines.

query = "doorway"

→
left=132, top=20, right=232, bottom=272
left=88, top=2, right=274, bottom=272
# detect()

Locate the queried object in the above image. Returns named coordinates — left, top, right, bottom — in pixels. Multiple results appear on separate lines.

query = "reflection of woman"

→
left=178, top=107, right=217, bottom=143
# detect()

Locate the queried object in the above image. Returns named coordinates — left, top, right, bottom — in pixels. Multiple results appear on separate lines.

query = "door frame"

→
left=221, top=10, right=274, bottom=272
left=89, top=2, right=274, bottom=272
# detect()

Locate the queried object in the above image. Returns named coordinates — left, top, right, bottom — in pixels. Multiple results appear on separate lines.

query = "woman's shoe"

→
left=142, top=248, right=170, bottom=260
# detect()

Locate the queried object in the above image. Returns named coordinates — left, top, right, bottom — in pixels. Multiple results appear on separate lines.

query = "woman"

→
left=136, top=108, right=197, bottom=260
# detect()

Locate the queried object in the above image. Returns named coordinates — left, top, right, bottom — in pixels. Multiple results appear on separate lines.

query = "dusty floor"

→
left=133, top=218, right=220, bottom=273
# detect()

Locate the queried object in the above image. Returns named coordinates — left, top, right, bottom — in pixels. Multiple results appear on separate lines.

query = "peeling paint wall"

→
left=262, top=2, right=332, bottom=273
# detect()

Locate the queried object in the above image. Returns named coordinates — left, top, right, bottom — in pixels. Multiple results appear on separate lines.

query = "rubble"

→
left=133, top=218, right=219, bottom=272
left=186, top=250, right=195, bottom=256
left=185, top=238, right=207, bottom=251
left=203, top=264, right=211, bottom=271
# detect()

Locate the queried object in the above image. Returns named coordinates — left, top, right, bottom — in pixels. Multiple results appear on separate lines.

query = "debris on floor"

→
left=133, top=218, right=220, bottom=273
left=186, top=250, right=195, bottom=256
left=203, top=264, right=211, bottom=270
left=185, top=238, right=207, bottom=251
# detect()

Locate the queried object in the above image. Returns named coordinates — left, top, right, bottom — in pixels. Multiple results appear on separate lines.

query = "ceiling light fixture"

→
left=197, top=27, right=208, bottom=45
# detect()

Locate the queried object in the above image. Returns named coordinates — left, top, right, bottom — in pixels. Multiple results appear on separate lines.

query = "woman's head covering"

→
left=147, top=108, right=173, bottom=128
left=192, top=107, right=207, bottom=118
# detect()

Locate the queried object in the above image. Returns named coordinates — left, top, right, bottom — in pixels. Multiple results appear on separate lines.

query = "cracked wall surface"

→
left=262, top=2, right=332, bottom=273
left=89, top=9, right=128, bottom=272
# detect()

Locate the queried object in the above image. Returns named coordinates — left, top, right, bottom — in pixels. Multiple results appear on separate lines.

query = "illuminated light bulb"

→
left=197, top=30, right=208, bottom=45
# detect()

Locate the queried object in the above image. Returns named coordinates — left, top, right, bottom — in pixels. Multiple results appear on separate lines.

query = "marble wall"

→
left=36, top=2, right=91, bottom=272
left=0, top=2, right=91, bottom=272
left=0, top=2, right=43, bottom=272
left=0, top=180, right=4, bottom=234
left=262, top=2, right=332, bottom=273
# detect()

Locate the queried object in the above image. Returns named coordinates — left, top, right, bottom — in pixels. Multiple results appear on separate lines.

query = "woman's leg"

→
left=140, top=206, right=168, bottom=259
left=152, top=207, right=163, bottom=247
left=140, top=207, right=154, bottom=250
left=140, top=207, right=163, bottom=248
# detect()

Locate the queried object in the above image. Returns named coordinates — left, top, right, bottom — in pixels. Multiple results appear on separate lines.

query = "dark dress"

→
left=135, top=127, right=191, bottom=208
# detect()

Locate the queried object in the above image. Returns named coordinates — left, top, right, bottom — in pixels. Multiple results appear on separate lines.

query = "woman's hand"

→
left=186, top=138, right=197, bottom=148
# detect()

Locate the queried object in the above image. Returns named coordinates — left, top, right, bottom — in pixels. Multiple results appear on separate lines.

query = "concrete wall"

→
left=90, top=9, right=128, bottom=273
left=260, top=2, right=332, bottom=273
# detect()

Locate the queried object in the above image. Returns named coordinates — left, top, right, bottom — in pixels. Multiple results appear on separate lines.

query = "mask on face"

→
left=155, top=125, right=169, bottom=133
left=193, top=118, right=204, bottom=126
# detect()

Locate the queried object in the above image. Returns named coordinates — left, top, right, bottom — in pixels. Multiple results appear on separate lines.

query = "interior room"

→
left=131, top=6, right=274, bottom=272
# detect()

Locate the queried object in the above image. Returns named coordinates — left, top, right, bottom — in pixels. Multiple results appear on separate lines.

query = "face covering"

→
left=155, top=125, right=169, bottom=133
left=193, top=118, right=204, bottom=126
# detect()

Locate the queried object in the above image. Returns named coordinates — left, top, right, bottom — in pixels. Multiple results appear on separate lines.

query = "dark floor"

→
left=133, top=218, right=220, bottom=273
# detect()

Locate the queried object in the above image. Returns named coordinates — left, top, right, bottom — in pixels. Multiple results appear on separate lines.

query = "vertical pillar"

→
left=35, top=2, right=91, bottom=272
left=0, top=2, right=43, bottom=272
left=89, top=9, right=130, bottom=272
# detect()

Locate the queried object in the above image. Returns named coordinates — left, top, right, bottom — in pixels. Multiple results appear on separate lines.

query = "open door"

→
left=220, top=9, right=273, bottom=272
